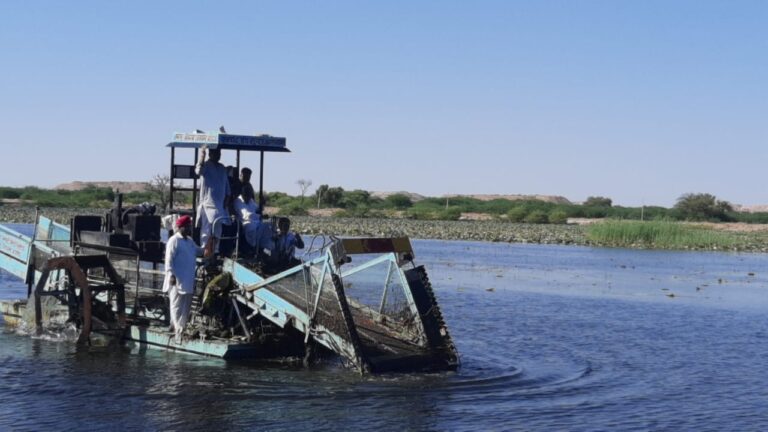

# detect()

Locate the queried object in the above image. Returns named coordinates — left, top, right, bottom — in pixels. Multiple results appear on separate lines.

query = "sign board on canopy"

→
left=172, top=133, right=219, bottom=146
left=168, top=132, right=288, bottom=152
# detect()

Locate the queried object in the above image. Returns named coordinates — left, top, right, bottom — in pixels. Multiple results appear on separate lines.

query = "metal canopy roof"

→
left=167, top=132, right=290, bottom=152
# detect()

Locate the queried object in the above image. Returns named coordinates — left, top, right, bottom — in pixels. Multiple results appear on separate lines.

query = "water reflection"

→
left=1, top=234, right=768, bottom=430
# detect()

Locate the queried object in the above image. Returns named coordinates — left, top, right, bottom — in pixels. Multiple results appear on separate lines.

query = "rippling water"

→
left=2, top=226, right=768, bottom=431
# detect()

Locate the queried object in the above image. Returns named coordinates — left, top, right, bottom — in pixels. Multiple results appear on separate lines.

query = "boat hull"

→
left=0, top=299, right=24, bottom=327
left=1, top=299, right=282, bottom=359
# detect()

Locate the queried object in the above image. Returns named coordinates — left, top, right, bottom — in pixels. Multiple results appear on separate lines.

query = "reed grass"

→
left=587, top=220, right=738, bottom=250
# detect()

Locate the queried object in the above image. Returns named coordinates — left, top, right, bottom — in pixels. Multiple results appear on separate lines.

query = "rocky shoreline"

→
left=0, top=206, right=590, bottom=244
left=3, top=206, right=768, bottom=252
left=290, top=216, right=590, bottom=245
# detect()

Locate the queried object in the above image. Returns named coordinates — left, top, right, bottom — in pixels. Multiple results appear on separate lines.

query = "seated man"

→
left=226, top=165, right=242, bottom=208
left=274, top=217, right=304, bottom=265
left=233, top=183, right=272, bottom=254
left=240, top=167, right=253, bottom=199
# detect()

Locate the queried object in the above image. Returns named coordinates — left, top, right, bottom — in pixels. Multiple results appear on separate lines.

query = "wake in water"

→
left=13, top=316, right=81, bottom=342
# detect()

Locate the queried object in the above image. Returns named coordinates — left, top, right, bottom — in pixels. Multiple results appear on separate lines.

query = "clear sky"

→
left=1, top=1, right=765, bottom=207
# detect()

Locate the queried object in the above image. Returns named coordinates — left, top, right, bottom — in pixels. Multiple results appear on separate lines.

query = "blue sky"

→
left=1, top=1, right=765, bottom=207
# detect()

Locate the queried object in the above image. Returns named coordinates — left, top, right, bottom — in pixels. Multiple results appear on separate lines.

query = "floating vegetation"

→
left=288, top=216, right=589, bottom=245
left=0, top=206, right=103, bottom=225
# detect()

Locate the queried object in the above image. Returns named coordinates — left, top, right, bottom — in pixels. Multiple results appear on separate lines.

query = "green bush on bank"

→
left=507, top=207, right=527, bottom=222
left=524, top=210, right=549, bottom=224
left=279, top=201, right=309, bottom=216
left=587, top=220, right=738, bottom=250
left=3, top=184, right=768, bottom=226
left=438, top=207, right=462, bottom=221
left=548, top=210, right=568, bottom=224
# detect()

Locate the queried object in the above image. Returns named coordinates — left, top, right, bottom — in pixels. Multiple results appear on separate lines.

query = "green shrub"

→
left=584, top=196, right=612, bottom=207
left=385, top=194, right=413, bottom=209
left=524, top=210, right=549, bottom=224
left=0, top=188, right=21, bottom=199
left=279, top=202, right=309, bottom=216
left=507, top=207, right=528, bottom=222
left=406, top=207, right=436, bottom=220
left=548, top=210, right=568, bottom=224
left=340, top=190, right=372, bottom=209
left=731, top=211, right=768, bottom=224
left=674, top=193, right=733, bottom=221
left=437, top=207, right=462, bottom=221
left=583, top=206, right=609, bottom=218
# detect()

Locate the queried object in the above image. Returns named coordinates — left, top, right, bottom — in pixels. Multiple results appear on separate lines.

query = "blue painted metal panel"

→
left=0, top=225, right=31, bottom=281
left=340, top=252, right=396, bottom=278
left=0, top=253, right=27, bottom=281
left=253, top=288, right=310, bottom=325
left=225, top=259, right=265, bottom=286
left=127, top=326, right=257, bottom=358
left=0, top=225, right=31, bottom=262
left=35, top=216, right=70, bottom=243
left=37, top=217, right=51, bottom=240
left=50, top=220, right=70, bottom=242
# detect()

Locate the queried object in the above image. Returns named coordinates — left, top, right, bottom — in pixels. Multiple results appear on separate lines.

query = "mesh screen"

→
left=342, top=260, right=410, bottom=322
left=105, top=253, right=164, bottom=293
left=262, top=263, right=352, bottom=341
left=32, top=248, right=55, bottom=272
left=340, top=258, right=424, bottom=348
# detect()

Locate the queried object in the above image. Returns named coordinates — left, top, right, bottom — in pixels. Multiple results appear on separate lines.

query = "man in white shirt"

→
left=195, top=147, right=231, bottom=251
left=163, top=215, right=203, bottom=342
left=233, top=181, right=272, bottom=254
left=195, top=147, right=231, bottom=253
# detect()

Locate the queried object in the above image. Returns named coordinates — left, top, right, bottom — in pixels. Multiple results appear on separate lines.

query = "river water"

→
left=1, top=225, right=767, bottom=431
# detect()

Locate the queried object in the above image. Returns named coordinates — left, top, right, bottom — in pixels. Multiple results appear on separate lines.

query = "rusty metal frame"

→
left=34, top=256, right=126, bottom=344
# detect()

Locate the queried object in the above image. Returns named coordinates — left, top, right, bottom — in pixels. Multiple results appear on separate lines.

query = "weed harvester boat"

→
left=0, top=131, right=459, bottom=373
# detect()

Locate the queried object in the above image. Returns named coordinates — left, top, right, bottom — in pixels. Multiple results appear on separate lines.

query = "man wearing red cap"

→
left=163, top=215, right=203, bottom=342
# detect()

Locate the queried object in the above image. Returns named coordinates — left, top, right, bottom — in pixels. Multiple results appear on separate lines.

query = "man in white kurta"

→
left=163, top=215, right=202, bottom=342
left=233, top=183, right=273, bottom=253
left=195, top=147, right=231, bottom=253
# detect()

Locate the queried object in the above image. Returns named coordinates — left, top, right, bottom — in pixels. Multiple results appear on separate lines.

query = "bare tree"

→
left=146, top=174, right=171, bottom=213
left=296, top=179, right=313, bottom=202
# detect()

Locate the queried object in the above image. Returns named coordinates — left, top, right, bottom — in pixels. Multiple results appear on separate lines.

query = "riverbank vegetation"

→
left=586, top=220, right=742, bottom=250
left=0, top=186, right=158, bottom=208
left=3, top=186, right=767, bottom=225
left=3, top=185, right=768, bottom=252
left=263, top=189, right=768, bottom=225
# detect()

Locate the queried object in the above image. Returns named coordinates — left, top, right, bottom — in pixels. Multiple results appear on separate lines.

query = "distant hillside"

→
left=371, top=191, right=571, bottom=204
left=443, top=194, right=572, bottom=204
left=734, top=204, right=768, bottom=213
left=55, top=181, right=149, bottom=193
left=369, top=191, right=427, bottom=202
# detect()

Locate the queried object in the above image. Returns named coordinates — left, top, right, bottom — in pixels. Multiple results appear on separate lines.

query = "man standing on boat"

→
left=195, top=146, right=231, bottom=253
left=163, top=215, right=203, bottom=342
